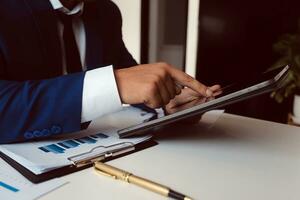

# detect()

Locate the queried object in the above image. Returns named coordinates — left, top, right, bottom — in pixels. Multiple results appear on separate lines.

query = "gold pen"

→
left=94, top=162, right=192, bottom=200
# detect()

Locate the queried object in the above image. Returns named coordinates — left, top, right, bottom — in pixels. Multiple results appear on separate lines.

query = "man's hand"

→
left=165, top=85, right=222, bottom=115
left=114, top=62, right=213, bottom=109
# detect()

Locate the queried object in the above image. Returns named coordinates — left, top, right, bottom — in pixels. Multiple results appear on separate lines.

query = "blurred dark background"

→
left=196, top=0, right=300, bottom=123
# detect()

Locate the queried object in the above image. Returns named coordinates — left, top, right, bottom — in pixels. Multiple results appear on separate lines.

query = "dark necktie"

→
left=58, top=12, right=82, bottom=73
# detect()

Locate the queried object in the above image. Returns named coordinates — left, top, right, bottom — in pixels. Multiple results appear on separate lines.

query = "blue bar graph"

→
left=80, top=136, right=97, bottom=144
left=0, top=181, right=19, bottom=192
left=38, top=147, right=50, bottom=153
left=75, top=139, right=85, bottom=144
left=39, top=133, right=109, bottom=154
left=96, top=133, right=109, bottom=139
left=57, top=142, right=71, bottom=149
left=39, top=144, right=65, bottom=154
left=64, top=140, right=80, bottom=147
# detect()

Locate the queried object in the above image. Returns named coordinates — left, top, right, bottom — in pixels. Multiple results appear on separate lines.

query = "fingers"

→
left=165, top=65, right=212, bottom=97
left=209, top=84, right=223, bottom=97
left=182, top=87, right=202, bottom=97
left=155, top=71, right=178, bottom=106
left=120, top=62, right=221, bottom=109
left=168, top=95, right=199, bottom=109
left=166, top=83, right=222, bottom=111
left=209, top=84, right=221, bottom=91
left=174, top=84, right=182, bottom=96
left=144, top=85, right=164, bottom=108
left=164, top=75, right=177, bottom=99
left=166, top=98, right=207, bottom=114
left=213, top=90, right=223, bottom=97
left=148, top=65, right=183, bottom=107
left=167, top=88, right=200, bottom=108
left=144, top=75, right=176, bottom=108
left=156, top=79, right=171, bottom=105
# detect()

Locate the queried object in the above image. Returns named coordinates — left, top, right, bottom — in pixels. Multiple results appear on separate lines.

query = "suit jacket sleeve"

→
left=0, top=51, right=85, bottom=144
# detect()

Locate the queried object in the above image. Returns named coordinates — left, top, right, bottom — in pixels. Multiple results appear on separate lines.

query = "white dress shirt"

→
left=49, top=0, right=122, bottom=123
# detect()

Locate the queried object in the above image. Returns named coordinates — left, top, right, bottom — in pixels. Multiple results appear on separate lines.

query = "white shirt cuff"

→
left=81, top=65, right=122, bottom=122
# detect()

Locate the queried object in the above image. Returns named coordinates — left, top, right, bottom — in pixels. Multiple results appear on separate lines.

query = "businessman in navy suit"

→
left=0, top=0, right=220, bottom=143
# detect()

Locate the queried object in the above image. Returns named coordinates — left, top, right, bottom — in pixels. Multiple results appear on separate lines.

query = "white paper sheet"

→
left=201, top=110, right=225, bottom=125
left=0, top=159, right=67, bottom=200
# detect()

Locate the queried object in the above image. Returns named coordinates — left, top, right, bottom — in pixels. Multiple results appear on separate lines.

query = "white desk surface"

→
left=37, top=113, right=300, bottom=200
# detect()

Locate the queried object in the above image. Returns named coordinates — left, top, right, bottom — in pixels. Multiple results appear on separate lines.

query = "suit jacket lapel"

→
left=24, top=0, right=105, bottom=72
left=24, top=0, right=63, bottom=75
left=82, top=2, right=104, bottom=70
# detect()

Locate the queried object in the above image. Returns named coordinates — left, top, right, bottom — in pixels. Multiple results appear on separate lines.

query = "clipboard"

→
left=0, top=105, right=159, bottom=184
left=0, top=140, right=157, bottom=184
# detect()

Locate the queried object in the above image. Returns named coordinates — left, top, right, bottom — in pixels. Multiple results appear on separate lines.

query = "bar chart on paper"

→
left=38, top=133, right=109, bottom=154
left=0, top=181, right=19, bottom=192
left=0, top=159, right=67, bottom=200
left=0, top=178, right=22, bottom=200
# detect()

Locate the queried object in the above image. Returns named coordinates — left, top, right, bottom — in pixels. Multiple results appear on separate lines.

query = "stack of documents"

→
left=0, top=106, right=154, bottom=175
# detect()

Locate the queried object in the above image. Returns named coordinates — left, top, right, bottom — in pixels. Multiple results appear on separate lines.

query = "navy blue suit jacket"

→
left=0, top=0, right=138, bottom=143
